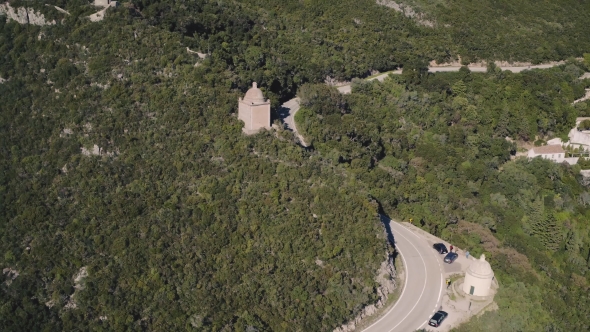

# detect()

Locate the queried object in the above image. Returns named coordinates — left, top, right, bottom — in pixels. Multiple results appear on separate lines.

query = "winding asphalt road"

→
left=362, top=216, right=445, bottom=332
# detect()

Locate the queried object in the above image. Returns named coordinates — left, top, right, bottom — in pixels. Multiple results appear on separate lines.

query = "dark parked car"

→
left=444, top=252, right=458, bottom=263
left=433, top=243, right=448, bottom=254
left=429, top=310, right=448, bottom=327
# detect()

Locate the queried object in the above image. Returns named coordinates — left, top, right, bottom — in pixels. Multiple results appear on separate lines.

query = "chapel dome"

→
left=467, top=254, right=494, bottom=278
left=243, top=82, right=265, bottom=103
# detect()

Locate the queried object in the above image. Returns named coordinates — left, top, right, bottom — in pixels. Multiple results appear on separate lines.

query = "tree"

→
left=578, top=119, right=590, bottom=130
left=452, top=80, right=467, bottom=96
left=402, top=57, right=429, bottom=86
left=533, top=213, right=561, bottom=251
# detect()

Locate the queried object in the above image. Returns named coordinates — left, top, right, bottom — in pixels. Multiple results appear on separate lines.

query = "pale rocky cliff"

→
left=376, top=0, right=434, bottom=27
left=0, top=2, right=55, bottom=25
left=333, top=252, right=398, bottom=332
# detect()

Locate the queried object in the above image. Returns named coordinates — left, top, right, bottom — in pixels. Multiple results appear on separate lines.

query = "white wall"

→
left=463, top=273, right=492, bottom=296
left=528, top=151, right=566, bottom=163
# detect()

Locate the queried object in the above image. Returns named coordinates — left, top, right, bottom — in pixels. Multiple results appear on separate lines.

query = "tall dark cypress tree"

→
left=536, top=213, right=561, bottom=251
left=528, top=197, right=545, bottom=236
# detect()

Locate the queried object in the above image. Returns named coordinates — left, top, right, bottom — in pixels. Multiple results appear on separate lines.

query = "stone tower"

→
left=238, top=82, right=271, bottom=134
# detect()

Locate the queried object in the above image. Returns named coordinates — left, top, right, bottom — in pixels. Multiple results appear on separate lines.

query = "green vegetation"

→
left=2, top=0, right=590, bottom=331
left=395, top=0, right=590, bottom=64
left=579, top=119, right=590, bottom=130
left=0, top=4, right=392, bottom=331
left=296, top=63, right=590, bottom=331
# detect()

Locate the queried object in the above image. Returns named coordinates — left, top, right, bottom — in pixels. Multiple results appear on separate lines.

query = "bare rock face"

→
left=374, top=254, right=397, bottom=305
left=375, top=0, right=434, bottom=27
left=64, top=266, right=88, bottom=310
left=332, top=252, right=397, bottom=332
left=3, top=267, right=19, bottom=286
left=28, top=8, right=54, bottom=25
left=81, top=144, right=118, bottom=157
left=0, top=3, right=56, bottom=26
left=0, top=3, right=28, bottom=24
left=580, top=170, right=590, bottom=187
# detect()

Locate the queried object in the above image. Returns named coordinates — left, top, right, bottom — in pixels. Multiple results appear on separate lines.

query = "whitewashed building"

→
left=528, top=145, right=565, bottom=162
left=463, top=254, right=494, bottom=296
left=545, top=118, right=590, bottom=152
left=527, top=145, right=578, bottom=165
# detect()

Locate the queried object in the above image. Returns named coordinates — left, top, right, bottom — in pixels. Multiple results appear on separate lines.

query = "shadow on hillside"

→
left=379, top=214, right=396, bottom=247
left=275, top=106, right=291, bottom=129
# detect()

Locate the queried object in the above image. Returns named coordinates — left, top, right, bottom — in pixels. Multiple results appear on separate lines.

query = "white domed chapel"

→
left=463, top=254, right=494, bottom=296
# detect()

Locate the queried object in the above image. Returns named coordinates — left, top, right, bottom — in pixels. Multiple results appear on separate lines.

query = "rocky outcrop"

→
left=3, top=267, right=19, bottom=286
left=81, top=144, right=101, bottom=156
left=64, top=266, right=88, bottom=310
left=333, top=252, right=397, bottom=332
left=579, top=170, right=590, bottom=187
left=81, top=144, right=117, bottom=157
left=376, top=0, right=434, bottom=27
left=0, top=3, right=56, bottom=25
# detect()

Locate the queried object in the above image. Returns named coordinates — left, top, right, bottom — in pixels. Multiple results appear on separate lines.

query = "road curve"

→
left=363, top=216, right=444, bottom=332
left=280, top=97, right=308, bottom=146
left=282, top=62, right=575, bottom=329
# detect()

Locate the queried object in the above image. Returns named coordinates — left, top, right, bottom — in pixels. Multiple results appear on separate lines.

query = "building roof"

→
left=466, top=254, right=494, bottom=279
left=243, top=82, right=266, bottom=103
left=532, top=145, right=564, bottom=154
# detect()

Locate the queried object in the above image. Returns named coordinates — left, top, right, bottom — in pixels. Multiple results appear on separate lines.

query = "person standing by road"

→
left=450, top=245, right=454, bottom=252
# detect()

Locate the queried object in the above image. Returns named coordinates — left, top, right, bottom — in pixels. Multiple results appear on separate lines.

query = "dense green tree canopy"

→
left=1, top=0, right=590, bottom=331
left=296, top=63, right=590, bottom=331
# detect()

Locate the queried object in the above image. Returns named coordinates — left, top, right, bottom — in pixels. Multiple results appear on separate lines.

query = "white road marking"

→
left=362, top=225, right=410, bottom=331
left=364, top=220, right=445, bottom=332
left=417, top=232, right=446, bottom=330
left=386, top=226, right=428, bottom=332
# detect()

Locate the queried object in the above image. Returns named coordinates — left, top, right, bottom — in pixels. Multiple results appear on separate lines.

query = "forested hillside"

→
left=391, top=0, right=590, bottom=64
left=0, top=3, right=392, bottom=331
left=2, top=0, right=590, bottom=331
left=296, top=62, right=590, bottom=331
